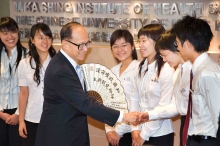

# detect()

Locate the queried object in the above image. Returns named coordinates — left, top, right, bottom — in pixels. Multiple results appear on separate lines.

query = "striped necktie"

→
left=182, top=70, right=193, bottom=146
left=75, top=65, right=84, bottom=89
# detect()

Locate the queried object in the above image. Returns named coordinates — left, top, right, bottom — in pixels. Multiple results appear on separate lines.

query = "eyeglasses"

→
left=66, top=40, right=92, bottom=50
left=160, top=51, right=171, bottom=58
left=112, top=44, right=129, bottom=50
left=174, top=41, right=178, bottom=47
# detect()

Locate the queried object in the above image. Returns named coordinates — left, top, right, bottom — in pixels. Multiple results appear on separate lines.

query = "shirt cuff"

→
left=105, top=124, right=115, bottom=133
left=148, top=110, right=159, bottom=121
left=140, top=130, right=150, bottom=141
left=117, top=111, right=123, bottom=122
left=130, top=125, right=139, bottom=131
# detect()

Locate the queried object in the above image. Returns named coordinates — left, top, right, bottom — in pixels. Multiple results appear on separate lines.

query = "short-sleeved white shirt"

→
left=18, top=55, right=51, bottom=123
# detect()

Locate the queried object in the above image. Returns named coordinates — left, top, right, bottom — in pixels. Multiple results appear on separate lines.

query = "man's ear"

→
left=185, top=40, right=194, bottom=51
left=62, top=40, right=68, bottom=49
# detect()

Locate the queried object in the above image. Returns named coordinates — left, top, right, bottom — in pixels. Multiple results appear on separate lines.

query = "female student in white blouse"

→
left=0, top=17, right=27, bottom=146
left=105, top=29, right=139, bottom=146
left=18, top=23, right=56, bottom=146
left=142, top=30, right=192, bottom=146
left=131, top=24, right=175, bottom=146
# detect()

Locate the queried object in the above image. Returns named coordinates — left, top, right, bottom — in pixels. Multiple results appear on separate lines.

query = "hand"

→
left=106, top=131, right=121, bottom=146
left=139, top=112, right=149, bottom=123
left=19, top=121, right=27, bottom=138
left=0, top=112, right=10, bottom=121
left=131, top=130, right=140, bottom=142
left=132, top=131, right=145, bottom=146
left=6, top=114, right=19, bottom=125
left=122, top=112, right=140, bottom=125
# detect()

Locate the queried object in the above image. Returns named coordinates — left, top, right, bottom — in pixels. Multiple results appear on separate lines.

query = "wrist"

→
left=0, top=110, right=3, bottom=118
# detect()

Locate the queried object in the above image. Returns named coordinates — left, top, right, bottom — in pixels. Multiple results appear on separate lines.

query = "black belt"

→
left=188, top=135, right=216, bottom=142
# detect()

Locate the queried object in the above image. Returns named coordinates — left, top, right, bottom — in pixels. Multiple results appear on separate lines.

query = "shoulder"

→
left=130, top=60, right=140, bottom=69
left=47, top=54, right=71, bottom=76
left=111, top=63, right=121, bottom=73
left=19, top=56, right=31, bottom=66
left=162, top=62, right=175, bottom=73
left=201, top=58, right=220, bottom=78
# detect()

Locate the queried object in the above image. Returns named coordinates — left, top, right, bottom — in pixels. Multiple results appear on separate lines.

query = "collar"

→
left=3, top=46, right=17, bottom=56
left=60, top=49, right=78, bottom=69
left=181, top=60, right=192, bottom=70
left=192, top=52, right=208, bottom=74
left=143, top=59, right=156, bottom=71
left=114, top=60, right=139, bottom=72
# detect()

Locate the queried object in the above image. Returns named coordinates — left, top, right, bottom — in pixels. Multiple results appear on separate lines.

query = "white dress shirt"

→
left=17, top=55, right=51, bottom=123
left=60, top=49, right=124, bottom=122
left=188, top=52, right=220, bottom=137
left=130, top=59, right=175, bottom=141
left=148, top=61, right=192, bottom=120
left=105, top=60, right=140, bottom=135
left=0, top=47, right=24, bottom=111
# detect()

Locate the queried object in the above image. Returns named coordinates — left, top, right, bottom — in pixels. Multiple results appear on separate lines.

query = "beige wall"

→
left=0, top=0, right=10, bottom=18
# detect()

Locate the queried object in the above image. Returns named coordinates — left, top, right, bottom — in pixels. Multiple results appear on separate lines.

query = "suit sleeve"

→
left=53, top=69, right=120, bottom=127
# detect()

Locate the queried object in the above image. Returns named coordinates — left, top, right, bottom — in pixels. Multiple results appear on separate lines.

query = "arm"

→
left=129, top=71, right=141, bottom=132
left=147, top=94, right=179, bottom=120
left=16, top=59, right=29, bottom=137
left=200, top=74, right=220, bottom=135
left=54, top=69, right=138, bottom=126
left=18, top=86, right=29, bottom=138
left=0, top=101, right=10, bottom=121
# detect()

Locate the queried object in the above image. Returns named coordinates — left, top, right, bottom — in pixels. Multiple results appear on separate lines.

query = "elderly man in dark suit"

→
left=35, top=22, right=141, bottom=146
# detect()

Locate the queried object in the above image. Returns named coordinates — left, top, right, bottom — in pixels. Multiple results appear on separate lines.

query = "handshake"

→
left=122, top=112, right=149, bottom=125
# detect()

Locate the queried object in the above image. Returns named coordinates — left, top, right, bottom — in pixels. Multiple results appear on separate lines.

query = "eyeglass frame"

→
left=66, top=40, right=92, bottom=50
left=174, top=41, right=178, bottom=47
left=112, top=43, right=130, bottom=50
left=160, top=51, right=171, bottom=59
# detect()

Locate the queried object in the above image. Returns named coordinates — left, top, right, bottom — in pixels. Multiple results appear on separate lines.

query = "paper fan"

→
left=80, top=63, right=128, bottom=113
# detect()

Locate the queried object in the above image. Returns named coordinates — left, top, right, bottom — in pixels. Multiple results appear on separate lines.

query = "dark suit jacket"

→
left=35, top=51, right=120, bottom=146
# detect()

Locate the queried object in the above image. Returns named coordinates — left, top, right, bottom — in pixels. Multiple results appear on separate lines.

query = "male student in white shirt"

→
left=143, top=30, right=192, bottom=146
left=171, top=14, right=220, bottom=146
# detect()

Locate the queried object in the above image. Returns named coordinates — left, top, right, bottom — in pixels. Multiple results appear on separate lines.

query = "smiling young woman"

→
left=17, top=23, right=56, bottom=146
left=0, top=17, right=27, bottom=146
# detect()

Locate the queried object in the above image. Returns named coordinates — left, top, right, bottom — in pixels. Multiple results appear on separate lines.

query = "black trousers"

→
left=215, top=124, right=220, bottom=146
left=143, top=133, right=174, bottom=146
left=180, top=116, right=186, bottom=146
left=21, top=120, right=39, bottom=146
left=109, top=133, right=132, bottom=146
left=109, top=132, right=174, bottom=146
left=186, top=138, right=217, bottom=146
left=0, top=108, right=22, bottom=146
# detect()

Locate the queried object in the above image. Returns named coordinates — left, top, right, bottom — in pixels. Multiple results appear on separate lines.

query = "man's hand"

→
left=132, top=131, right=145, bottom=146
left=106, top=131, right=121, bottom=146
left=6, top=114, right=19, bottom=125
left=122, top=112, right=140, bottom=124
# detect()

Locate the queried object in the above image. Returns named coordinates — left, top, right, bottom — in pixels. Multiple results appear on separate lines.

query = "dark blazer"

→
left=35, top=51, right=120, bottom=146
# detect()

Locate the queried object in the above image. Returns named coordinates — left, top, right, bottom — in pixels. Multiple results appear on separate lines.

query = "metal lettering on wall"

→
left=11, top=1, right=220, bottom=42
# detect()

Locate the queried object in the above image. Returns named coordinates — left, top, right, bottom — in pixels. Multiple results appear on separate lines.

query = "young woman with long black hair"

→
left=18, top=23, right=56, bottom=146
left=130, top=24, right=175, bottom=146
